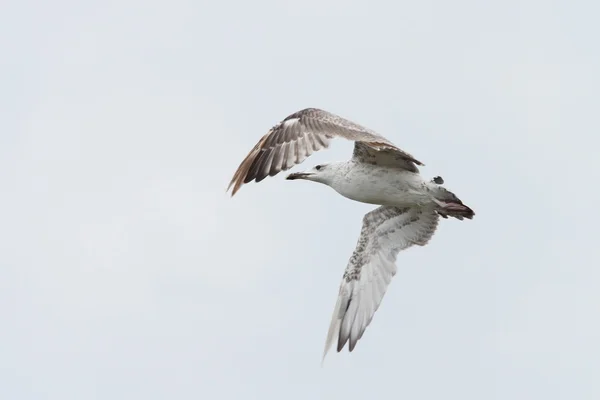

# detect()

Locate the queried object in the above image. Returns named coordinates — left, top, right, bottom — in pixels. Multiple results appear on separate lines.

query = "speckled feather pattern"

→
left=322, top=205, right=440, bottom=358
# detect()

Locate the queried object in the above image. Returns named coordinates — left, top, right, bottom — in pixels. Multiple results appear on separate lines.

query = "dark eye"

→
left=315, top=165, right=322, bottom=171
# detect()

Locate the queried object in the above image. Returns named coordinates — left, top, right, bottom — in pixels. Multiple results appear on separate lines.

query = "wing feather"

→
left=322, top=205, right=440, bottom=362
left=227, top=108, right=424, bottom=196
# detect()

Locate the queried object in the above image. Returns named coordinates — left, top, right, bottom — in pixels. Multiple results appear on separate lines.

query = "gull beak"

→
left=286, top=172, right=313, bottom=180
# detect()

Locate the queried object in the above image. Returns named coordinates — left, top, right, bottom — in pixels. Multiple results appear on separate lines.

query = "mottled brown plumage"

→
left=227, top=108, right=424, bottom=196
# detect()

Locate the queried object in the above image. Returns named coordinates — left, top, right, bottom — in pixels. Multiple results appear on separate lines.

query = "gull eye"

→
left=315, top=165, right=322, bottom=171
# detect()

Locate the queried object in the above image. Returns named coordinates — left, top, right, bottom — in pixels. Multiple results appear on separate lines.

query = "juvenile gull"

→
left=227, top=108, right=474, bottom=361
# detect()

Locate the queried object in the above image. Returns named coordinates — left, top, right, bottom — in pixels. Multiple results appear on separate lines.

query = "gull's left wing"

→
left=322, top=205, right=440, bottom=361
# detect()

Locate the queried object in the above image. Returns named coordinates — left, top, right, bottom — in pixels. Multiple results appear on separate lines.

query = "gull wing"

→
left=227, top=108, right=424, bottom=196
left=322, top=205, right=439, bottom=362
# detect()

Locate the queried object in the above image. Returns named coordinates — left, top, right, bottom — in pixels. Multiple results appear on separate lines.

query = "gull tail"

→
left=430, top=180, right=475, bottom=221
left=435, top=200, right=475, bottom=220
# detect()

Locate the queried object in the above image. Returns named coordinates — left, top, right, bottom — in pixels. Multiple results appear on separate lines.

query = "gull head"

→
left=285, top=163, right=339, bottom=185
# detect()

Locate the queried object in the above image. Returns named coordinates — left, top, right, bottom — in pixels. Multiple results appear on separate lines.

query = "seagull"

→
left=227, top=108, right=474, bottom=361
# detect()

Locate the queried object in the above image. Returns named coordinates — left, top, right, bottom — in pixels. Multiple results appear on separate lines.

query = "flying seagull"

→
left=227, top=108, right=474, bottom=361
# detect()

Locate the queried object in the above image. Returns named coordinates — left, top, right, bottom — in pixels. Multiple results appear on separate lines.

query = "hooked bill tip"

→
left=286, top=172, right=312, bottom=180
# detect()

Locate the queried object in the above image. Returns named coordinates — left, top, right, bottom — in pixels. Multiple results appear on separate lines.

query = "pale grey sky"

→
left=1, top=0, right=599, bottom=399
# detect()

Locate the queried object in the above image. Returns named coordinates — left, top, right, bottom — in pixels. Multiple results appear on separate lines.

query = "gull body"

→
left=227, top=108, right=474, bottom=361
left=288, top=161, right=442, bottom=208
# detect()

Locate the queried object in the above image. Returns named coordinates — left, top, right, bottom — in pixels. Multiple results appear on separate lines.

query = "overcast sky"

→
left=1, top=0, right=599, bottom=399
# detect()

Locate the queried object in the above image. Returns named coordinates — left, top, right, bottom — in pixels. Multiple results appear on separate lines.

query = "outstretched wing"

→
left=227, top=108, right=424, bottom=196
left=322, top=205, right=439, bottom=361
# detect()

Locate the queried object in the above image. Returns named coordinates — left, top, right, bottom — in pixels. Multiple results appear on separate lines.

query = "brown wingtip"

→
left=226, top=132, right=270, bottom=197
left=227, top=165, right=248, bottom=197
left=228, top=179, right=245, bottom=197
left=226, top=164, right=245, bottom=196
left=226, top=170, right=240, bottom=197
left=226, top=181, right=240, bottom=197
